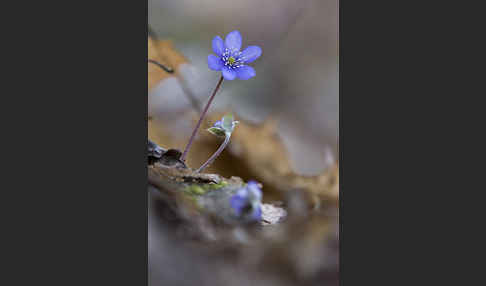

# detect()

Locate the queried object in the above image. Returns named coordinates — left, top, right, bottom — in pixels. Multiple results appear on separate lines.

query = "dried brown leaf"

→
left=208, top=112, right=339, bottom=203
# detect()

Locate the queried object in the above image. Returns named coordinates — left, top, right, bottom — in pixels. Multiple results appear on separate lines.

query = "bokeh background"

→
left=149, top=0, right=338, bottom=175
left=148, top=1, right=339, bottom=285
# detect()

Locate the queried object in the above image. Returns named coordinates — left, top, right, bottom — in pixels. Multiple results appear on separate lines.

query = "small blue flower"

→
left=207, top=115, right=239, bottom=137
left=213, top=120, right=223, bottom=129
left=208, top=30, right=262, bottom=81
left=229, top=180, right=263, bottom=221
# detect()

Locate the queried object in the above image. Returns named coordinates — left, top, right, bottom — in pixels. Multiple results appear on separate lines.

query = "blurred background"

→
left=148, top=1, right=338, bottom=285
left=149, top=0, right=338, bottom=175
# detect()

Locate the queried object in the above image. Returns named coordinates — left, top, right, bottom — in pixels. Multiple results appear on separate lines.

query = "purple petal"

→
left=224, top=30, right=242, bottom=52
left=246, top=181, right=262, bottom=200
left=230, top=195, right=247, bottom=216
left=212, top=36, right=224, bottom=56
left=222, top=66, right=237, bottom=80
left=252, top=206, right=262, bottom=220
left=236, top=187, right=249, bottom=198
left=208, top=54, right=223, bottom=71
left=236, top=66, right=255, bottom=80
left=247, top=180, right=259, bottom=188
left=240, top=46, right=262, bottom=63
left=213, top=120, right=222, bottom=128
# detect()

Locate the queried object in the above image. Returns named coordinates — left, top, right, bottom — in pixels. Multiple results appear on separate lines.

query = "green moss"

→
left=192, top=186, right=206, bottom=195
left=183, top=180, right=229, bottom=196
left=209, top=180, right=228, bottom=190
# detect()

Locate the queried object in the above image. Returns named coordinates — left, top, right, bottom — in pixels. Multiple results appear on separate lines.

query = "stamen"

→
left=220, top=47, right=246, bottom=68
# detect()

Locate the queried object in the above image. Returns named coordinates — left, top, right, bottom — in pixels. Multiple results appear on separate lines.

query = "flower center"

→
left=222, top=48, right=244, bottom=69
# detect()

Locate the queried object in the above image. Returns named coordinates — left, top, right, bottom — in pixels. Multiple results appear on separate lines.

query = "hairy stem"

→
left=196, top=134, right=230, bottom=173
left=181, top=76, right=224, bottom=162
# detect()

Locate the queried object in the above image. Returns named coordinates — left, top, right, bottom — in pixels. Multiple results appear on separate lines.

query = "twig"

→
left=148, top=59, right=174, bottom=73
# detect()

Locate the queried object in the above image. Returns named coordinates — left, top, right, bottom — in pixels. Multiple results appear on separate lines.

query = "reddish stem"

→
left=180, top=76, right=224, bottom=162
left=196, top=134, right=230, bottom=173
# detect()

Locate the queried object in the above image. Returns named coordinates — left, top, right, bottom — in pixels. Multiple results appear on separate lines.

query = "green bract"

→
left=222, top=114, right=234, bottom=132
left=208, top=126, right=226, bottom=137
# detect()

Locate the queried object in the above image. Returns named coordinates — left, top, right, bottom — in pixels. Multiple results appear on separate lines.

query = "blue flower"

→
left=229, top=180, right=263, bottom=221
left=208, top=30, right=262, bottom=81
left=213, top=120, right=223, bottom=129
left=207, top=115, right=239, bottom=137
